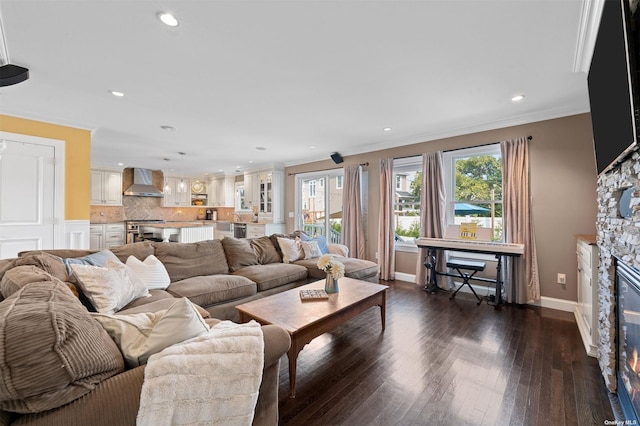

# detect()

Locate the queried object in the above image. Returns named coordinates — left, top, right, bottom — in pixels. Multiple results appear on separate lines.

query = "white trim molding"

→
left=573, top=0, right=606, bottom=73
left=64, top=220, right=90, bottom=249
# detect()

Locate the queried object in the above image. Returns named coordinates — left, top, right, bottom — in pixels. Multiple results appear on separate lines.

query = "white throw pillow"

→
left=92, top=297, right=209, bottom=367
left=277, top=237, right=303, bottom=263
left=70, top=257, right=150, bottom=314
left=300, top=240, right=323, bottom=259
left=125, top=255, right=170, bottom=290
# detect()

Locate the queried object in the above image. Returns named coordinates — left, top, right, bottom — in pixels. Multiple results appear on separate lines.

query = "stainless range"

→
left=125, top=220, right=165, bottom=243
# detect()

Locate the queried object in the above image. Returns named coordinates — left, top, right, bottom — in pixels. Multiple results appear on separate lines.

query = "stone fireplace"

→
left=596, top=150, right=640, bottom=394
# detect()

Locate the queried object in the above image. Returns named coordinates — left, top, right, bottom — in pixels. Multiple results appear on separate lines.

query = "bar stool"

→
left=446, top=259, right=486, bottom=304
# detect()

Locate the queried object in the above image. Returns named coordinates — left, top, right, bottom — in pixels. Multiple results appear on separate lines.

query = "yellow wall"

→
left=0, top=115, right=91, bottom=220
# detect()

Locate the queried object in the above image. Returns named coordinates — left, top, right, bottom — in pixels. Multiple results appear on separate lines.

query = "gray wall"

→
left=284, top=113, right=598, bottom=302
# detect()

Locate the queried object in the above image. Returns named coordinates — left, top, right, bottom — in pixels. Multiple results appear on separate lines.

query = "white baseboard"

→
left=391, top=271, right=577, bottom=313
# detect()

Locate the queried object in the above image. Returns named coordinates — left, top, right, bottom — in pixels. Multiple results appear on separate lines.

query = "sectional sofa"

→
left=0, top=233, right=379, bottom=425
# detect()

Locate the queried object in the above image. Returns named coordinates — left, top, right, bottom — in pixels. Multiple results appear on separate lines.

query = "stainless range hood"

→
left=123, top=168, right=164, bottom=197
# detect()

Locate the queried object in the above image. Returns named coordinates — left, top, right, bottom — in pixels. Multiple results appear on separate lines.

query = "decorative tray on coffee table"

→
left=299, top=289, right=329, bottom=300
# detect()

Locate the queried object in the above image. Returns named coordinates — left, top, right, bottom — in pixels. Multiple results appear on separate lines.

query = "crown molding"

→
left=573, top=0, right=606, bottom=74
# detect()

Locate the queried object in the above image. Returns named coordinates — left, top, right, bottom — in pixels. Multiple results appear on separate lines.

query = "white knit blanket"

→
left=136, top=320, right=264, bottom=426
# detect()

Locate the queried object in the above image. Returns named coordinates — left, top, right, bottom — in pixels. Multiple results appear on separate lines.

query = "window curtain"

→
left=378, top=158, right=395, bottom=280
left=501, top=137, right=540, bottom=303
left=415, top=152, right=446, bottom=289
left=342, top=164, right=366, bottom=259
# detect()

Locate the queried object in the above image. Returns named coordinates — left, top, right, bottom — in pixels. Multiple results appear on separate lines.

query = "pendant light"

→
left=0, top=12, right=29, bottom=87
left=177, top=152, right=187, bottom=193
left=162, top=158, right=172, bottom=195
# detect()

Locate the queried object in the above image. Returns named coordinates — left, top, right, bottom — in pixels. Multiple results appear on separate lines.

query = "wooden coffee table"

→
left=236, top=277, right=388, bottom=398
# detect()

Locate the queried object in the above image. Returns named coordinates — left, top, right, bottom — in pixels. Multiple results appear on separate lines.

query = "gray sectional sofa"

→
left=0, top=233, right=379, bottom=425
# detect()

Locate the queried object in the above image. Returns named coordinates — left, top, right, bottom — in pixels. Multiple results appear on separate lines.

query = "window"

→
left=393, top=157, right=422, bottom=245
left=309, top=180, right=316, bottom=197
left=319, top=178, right=324, bottom=188
left=443, top=144, right=503, bottom=241
left=336, top=175, right=343, bottom=189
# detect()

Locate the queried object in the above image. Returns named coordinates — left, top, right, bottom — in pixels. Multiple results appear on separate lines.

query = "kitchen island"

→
left=139, top=222, right=214, bottom=243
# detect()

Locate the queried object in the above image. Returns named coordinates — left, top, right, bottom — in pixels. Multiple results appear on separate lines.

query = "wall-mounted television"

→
left=588, top=0, right=639, bottom=175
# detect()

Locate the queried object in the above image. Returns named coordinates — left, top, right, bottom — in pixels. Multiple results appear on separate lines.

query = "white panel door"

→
left=0, top=136, right=57, bottom=259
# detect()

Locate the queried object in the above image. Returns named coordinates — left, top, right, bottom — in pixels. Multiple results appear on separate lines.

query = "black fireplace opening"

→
left=616, top=258, right=640, bottom=423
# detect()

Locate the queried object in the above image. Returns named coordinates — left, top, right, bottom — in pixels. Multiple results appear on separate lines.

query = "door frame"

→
left=0, top=131, right=65, bottom=249
left=294, top=168, right=343, bottom=240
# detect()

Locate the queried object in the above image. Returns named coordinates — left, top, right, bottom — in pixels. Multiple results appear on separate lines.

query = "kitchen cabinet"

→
left=163, top=177, right=191, bottom=207
left=575, top=236, right=599, bottom=357
left=243, top=172, right=259, bottom=208
left=90, top=223, right=125, bottom=249
left=208, top=175, right=235, bottom=207
left=243, top=167, right=284, bottom=223
left=246, top=223, right=285, bottom=238
left=90, top=169, right=122, bottom=205
left=190, top=180, right=208, bottom=206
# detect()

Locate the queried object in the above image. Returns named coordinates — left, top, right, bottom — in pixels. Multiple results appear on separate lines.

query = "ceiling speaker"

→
left=330, top=152, right=344, bottom=164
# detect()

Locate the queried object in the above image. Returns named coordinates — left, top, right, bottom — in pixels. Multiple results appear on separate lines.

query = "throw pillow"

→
left=70, top=257, right=150, bottom=314
left=92, top=297, right=210, bottom=367
left=0, top=265, right=57, bottom=298
left=0, top=281, right=124, bottom=414
left=300, top=240, right=323, bottom=259
left=125, top=255, right=170, bottom=290
left=277, top=237, right=303, bottom=263
left=310, top=237, right=329, bottom=254
left=63, top=250, right=119, bottom=283
left=221, top=237, right=260, bottom=272
left=250, top=236, right=281, bottom=264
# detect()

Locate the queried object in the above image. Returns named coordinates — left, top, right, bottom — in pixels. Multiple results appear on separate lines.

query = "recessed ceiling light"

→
left=511, top=94, right=525, bottom=102
left=117, top=162, right=124, bottom=166
left=249, top=160, right=254, bottom=163
left=110, top=90, right=125, bottom=97
left=160, top=125, right=175, bottom=131
left=383, top=127, right=392, bottom=132
left=256, top=147, right=267, bottom=151
left=309, top=145, right=316, bottom=149
left=158, top=12, right=179, bottom=27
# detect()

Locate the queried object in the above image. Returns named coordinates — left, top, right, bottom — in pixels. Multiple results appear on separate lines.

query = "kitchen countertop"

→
left=139, top=222, right=213, bottom=228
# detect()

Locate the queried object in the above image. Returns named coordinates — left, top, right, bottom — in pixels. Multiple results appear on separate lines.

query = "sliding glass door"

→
left=295, top=169, right=344, bottom=244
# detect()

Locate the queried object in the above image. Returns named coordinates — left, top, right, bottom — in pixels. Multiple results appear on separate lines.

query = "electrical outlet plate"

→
left=557, top=273, right=566, bottom=284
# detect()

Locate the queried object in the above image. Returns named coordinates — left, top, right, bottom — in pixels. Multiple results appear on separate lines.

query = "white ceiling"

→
left=0, top=0, right=592, bottom=177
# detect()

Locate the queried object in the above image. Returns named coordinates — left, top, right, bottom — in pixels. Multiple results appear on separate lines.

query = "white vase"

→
left=325, top=273, right=339, bottom=293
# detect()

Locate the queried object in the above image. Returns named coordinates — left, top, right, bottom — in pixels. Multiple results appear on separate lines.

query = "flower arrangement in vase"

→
left=317, top=254, right=345, bottom=293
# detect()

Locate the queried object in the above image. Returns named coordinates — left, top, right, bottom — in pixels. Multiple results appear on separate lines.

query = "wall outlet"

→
left=557, top=273, right=566, bottom=284
left=288, top=211, right=294, bottom=218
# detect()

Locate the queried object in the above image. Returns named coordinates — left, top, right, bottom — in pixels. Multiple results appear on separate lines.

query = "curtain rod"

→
left=392, top=135, right=533, bottom=160
left=287, top=162, right=369, bottom=176
left=443, top=135, right=532, bottom=154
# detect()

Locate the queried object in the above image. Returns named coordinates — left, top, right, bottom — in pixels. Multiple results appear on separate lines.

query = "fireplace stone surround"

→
left=596, top=150, right=640, bottom=392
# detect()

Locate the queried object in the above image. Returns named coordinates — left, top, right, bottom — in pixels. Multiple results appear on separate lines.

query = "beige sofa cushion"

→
left=0, top=266, right=59, bottom=299
left=154, top=240, right=229, bottom=282
left=233, top=263, right=308, bottom=292
left=222, top=237, right=259, bottom=272
left=0, top=281, right=124, bottom=414
left=110, top=242, right=156, bottom=263
left=167, top=275, right=257, bottom=307
left=296, top=256, right=379, bottom=280
left=250, top=236, right=281, bottom=264
left=13, top=252, right=69, bottom=282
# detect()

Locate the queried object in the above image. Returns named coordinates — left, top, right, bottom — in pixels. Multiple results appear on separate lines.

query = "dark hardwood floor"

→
left=277, top=280, right=614, bottom=425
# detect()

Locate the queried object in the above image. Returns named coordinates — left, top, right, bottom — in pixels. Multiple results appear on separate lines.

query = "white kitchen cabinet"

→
left=90, top=223, right=125, bottom=249
left=243, top=172, right=260, bottom=208
left=90, top=169, right=122, bottom=205
left=208, top=175, right=235, bottom=207
left=163, top=177, right=191, bottom=207
left=243, top=167, right=284, bottom=223
left=246, top=223, right=285, bottom=238
left=575, top=236, right=599, bottom=357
